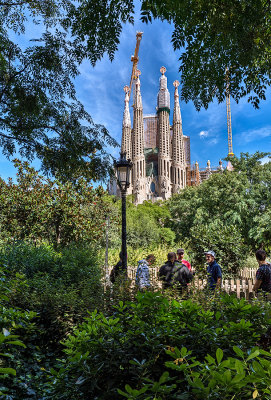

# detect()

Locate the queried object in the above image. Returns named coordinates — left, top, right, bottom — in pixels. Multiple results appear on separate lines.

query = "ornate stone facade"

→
left=118, top=67, right=189, bottom=204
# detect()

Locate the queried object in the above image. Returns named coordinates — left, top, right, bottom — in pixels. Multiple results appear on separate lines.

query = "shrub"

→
left=0, top=242, right=104, bottom=399
left=0, top=268, right=36, bottom=398
left=119, top=346, right=271, bottom=399
left=46, top=291, right=271, bottom=399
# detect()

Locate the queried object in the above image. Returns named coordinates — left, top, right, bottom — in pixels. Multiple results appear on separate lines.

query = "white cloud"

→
left=209, top=138, right=219, bottom=145
left=238, top=126, right=271, bottom=143
left=261, top=156, right=271, bottom=164
left=199, top=130, right=209, bottom=138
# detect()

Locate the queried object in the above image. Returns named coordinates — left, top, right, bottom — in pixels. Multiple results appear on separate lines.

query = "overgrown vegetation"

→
left=0, top=152, right=270, bottom=398
left=44, top=292, right=271, bottom=399
left=168, top=152, right=271, bottom=271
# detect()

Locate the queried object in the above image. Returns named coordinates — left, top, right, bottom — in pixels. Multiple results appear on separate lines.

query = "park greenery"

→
left=0, top=152, right=270, bottom=398
left=1, top=1, right=271, bottom=397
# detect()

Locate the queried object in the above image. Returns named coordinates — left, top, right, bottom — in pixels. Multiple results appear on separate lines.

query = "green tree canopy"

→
left=168, top=152, right=271, bottom=269
left=140, top=0, right=271, bottom=109
left=0, top=0, right=134, bottom=180
left=0, top=160, right=109, bottom=246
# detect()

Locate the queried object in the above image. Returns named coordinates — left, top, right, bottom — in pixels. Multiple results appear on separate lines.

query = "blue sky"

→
left=1, top=4, right=271, bottom=181
left=76, top=13, right=271, bottom=171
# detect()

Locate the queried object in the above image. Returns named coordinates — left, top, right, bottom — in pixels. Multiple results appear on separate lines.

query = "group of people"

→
left=110, top=248, right=223, bottom=293
left=135, top=248, right=222, bottom=293
left=110, top=248, right=271, bottom=297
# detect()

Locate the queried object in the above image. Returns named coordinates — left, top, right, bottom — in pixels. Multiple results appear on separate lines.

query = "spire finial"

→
left=124, top=85, right=130, bottom=94
left=173, top=80, right=180, bottom=88
left=173, top=80, right=180, bottom=100
left=160, top=66, right=166, bottom=75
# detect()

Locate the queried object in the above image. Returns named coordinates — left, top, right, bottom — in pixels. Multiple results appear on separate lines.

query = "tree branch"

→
left=0, top=1, right=30, bottom=6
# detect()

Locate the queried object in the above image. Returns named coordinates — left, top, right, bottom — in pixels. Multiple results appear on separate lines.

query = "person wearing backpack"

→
left=159, top=252, right=193, bottom=294
left=135, top=254, right=156, bottom=290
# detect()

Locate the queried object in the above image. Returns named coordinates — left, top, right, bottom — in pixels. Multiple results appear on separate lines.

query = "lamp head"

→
left=114, top=152, right=133, bottom=192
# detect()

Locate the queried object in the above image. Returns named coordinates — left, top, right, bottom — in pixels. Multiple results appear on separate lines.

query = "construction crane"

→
left=128, top=31, right=143, bottom=102
left=225, top=67, right=234, bottom=157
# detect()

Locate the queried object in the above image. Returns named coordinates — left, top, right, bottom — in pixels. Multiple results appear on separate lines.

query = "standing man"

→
left=159, top=252, right=193, bottom=294
left=176, top=248, right=191, bottom=270
left=253, top=250, right=271, bottom=295
left=135, top=254, right=156, bottom=290
left=205, top=250, right=222, bottom=291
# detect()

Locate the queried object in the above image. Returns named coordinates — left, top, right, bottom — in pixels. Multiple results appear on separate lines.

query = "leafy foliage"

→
left=0, top=0, right=122, bottom=180
left=46, top=291, right=271, bottom=399
left=0, top=241, right=104, bottom=399
left=168, top=153, right=271, bottom=269
left=140, top=0, right=271, bottom=109
left=119, top=346, right=271, bottom=399
left=0, top=160, right=109, bottom=246
left=104, top=196, right=176, bottom=252
left=0, top=266, right=36, bottom=397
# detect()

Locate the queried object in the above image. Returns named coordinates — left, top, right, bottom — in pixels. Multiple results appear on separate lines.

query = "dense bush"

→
left=0, top=267, right=36, bottom=398
left=119, top=346, right=271, bottom=399
left=0, top=160, right=109, bottom=246
left=46, top=291, right=271, bottom=399
left=105, top=196, right=176, bottom=251
left=0, top=242, right=104, bottom=399
left=107, top=244, right=187, bottom=267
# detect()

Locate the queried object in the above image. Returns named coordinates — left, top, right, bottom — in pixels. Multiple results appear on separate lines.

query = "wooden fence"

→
left=106, top=266, right=259, bottom=299
left=239, top=267, right=258, bottom=279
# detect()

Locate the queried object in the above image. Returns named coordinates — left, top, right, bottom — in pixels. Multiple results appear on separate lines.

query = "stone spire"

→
left=133, top=70, right=142, bottom=110
left=218, top=160, right=223, bottom=171
left=173, top=80, right=182, bottom=124
left=157, top=67, right=171, bottom=199
left=157, top=66, right=170, bottom=111
left=121, top=85, right=132, bottom=160
left=132, top=69, right=146, bottom=204
left=172, top=80, right=186, bottom=192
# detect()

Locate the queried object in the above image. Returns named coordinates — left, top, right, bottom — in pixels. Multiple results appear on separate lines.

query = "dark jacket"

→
left=110, top=261, right=124, bottom=283
left=159, top=261, right=193, bottom=291
left=256, top=264, right=271, bottom=293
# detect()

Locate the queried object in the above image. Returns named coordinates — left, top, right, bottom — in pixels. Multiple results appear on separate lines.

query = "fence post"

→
left=236, top=279, right=240, bottom=299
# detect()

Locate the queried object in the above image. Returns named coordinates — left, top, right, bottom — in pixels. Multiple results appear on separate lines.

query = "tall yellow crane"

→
left=128, top=31, right=143, bottom=102
left=225, top=67, right=234, bottom=157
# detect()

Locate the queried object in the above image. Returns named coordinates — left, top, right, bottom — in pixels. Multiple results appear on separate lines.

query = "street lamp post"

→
left=114, top=152, right=133, bottom=272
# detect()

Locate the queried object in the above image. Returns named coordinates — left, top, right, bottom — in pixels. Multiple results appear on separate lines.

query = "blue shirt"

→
left=207, top=260, right=222, bottom=290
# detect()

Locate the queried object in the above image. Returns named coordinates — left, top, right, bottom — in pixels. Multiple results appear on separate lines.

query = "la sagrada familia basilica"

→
left=109, top=67, right=224, bottom=204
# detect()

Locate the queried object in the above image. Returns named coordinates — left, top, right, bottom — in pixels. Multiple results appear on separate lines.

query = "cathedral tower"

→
left=121, top=85, right=133, bottom=195
left=121, top=85, right=132, bottom=160
left=157, top=67, right=171, bottom=199
left=132, top=71, right=146, bottom=203
left=172, top=80, right=186, bottom=193
left=110, top=65, right=197, bottom=204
